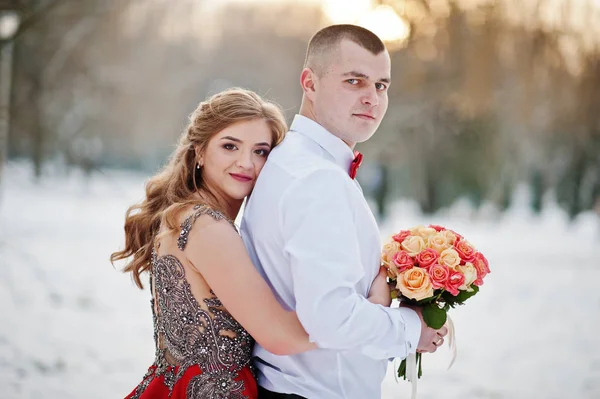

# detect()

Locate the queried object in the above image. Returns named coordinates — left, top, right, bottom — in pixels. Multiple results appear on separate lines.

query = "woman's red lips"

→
left=230, top=173, right=253, bottom=182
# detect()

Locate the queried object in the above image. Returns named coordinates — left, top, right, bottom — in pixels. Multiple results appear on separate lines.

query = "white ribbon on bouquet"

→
left=396, top=315, right=457, bottom=399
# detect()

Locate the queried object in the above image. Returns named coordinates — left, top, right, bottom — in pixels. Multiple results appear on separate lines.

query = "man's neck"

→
left=298, top=101, right=356, bottom=150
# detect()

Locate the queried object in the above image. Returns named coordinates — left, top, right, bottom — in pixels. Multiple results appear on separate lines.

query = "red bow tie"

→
left=349, top=151, right=363, bottom=179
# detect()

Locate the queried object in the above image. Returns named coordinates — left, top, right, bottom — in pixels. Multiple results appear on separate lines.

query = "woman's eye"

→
left=223, top=143, right=237, bottom=150
left=255, top=149, right=269, bottom=157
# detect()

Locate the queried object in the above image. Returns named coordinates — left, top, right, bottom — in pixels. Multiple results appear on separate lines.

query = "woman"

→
left=112, top=88, right=390, bottom=399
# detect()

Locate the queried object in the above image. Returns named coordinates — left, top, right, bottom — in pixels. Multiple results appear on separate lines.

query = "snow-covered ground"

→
left=1, top=162, right=598, bottom=399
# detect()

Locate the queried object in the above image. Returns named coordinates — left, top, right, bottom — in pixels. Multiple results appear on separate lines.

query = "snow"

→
left=1, top=162, right=598, bottom=399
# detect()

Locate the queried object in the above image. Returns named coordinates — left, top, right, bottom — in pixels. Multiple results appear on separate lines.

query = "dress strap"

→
left=177, top=204, right=237, bottom=250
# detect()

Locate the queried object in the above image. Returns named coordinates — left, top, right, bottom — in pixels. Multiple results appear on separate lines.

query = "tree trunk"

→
left=0, top=40, right=15, bottom=196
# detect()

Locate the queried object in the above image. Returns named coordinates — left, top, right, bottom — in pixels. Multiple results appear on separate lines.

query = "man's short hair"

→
left=304, top=24, right=386, bottom=75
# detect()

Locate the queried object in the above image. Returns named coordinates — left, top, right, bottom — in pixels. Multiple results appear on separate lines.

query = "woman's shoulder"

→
left=177, top=203, right=237, bottom=251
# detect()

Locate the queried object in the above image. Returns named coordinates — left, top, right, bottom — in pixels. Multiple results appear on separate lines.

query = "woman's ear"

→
left=194, top=145, right=204, bottom=167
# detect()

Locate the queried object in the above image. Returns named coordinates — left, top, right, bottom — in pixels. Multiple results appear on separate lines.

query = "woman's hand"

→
left=368, top=266, right=392, bottom=307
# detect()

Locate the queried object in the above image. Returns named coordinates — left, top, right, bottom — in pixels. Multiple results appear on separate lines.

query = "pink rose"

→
left=416, top=248, right=439, bottom=270
left=429, top=224, right=446, bottom=232
left=393, top=230, right=412, bottom=243
left=392, top=250, right=415, bottom=273
left=429, top=263, right=449, bottom=289
left=445, top=269, right=465, bottom=296
left=454, top=240, right=476, bottom=263
left=472, top=252, right=490, bottom=286
left=451, top=230, right=464, bottom=242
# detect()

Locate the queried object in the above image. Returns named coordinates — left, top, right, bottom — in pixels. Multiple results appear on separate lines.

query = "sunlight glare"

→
left=358, top=5, right=411, bottom=43
left=322, top=0, right=373, bottom=24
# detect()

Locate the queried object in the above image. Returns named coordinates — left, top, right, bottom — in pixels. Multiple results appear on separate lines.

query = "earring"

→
left=196, top=163, right=201, bottom=169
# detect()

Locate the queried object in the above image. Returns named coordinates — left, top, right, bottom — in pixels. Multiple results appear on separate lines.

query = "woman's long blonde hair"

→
left=111, top=88, right=287, bottom=289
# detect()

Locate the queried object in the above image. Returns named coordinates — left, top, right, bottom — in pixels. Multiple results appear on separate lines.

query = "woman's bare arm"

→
left=184, top=217, right=317, bottom=356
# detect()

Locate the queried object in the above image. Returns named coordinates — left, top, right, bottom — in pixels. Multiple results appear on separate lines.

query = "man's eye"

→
left=376, top=83, right=387, bottom=91
left=347, top=79, right=359, bottom=85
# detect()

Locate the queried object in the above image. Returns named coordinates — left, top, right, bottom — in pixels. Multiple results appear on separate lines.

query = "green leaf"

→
left=415, top=297, right=435, bottom=305
left=422, top=303, right=447, bottom=329
left=453, top=285, right=480, bottom=303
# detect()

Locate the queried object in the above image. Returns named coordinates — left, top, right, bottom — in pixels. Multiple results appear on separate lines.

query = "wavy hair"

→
left=110, top=88, right=287, bottom=288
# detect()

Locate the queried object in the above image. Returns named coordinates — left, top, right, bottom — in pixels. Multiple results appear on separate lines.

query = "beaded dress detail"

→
left=125, top=205, right=256, bottom=399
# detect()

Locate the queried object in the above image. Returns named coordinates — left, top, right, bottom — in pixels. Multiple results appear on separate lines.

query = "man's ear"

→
left=300, top=68, right=317, bottom=101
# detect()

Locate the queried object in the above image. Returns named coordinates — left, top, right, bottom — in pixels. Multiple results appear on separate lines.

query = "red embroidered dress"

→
left=125, top=205, right=257, bottom=399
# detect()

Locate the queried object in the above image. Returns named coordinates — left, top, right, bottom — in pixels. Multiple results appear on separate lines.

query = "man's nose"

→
left=361, top=86, right=379, bottom=106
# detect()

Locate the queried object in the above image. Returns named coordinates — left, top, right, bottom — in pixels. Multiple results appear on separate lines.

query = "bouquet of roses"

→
left=381, top=224, right=490, bottom=380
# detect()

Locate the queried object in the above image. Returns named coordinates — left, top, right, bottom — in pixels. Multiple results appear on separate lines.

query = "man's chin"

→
left=348, top=129, right=377, bottom=144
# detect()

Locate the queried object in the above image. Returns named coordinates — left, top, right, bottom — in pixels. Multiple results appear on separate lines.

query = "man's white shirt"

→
left=241, top=115, right=420, bottom=399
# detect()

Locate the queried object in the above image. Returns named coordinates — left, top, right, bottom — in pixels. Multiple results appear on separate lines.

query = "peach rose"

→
left=392, top=230, right=412, bottom=243
left=382, top=240, right=402, bottom=268
left=472, top=252, right=490, bottom=286
left=445, top=269, right=465, bottom=296
left=427, top=232, right=452, bottom=254
left=457, top=262, right=477, bottom=292
left=438, top=248, right=461, bottom=270
left=397, top=267, right=434, bottom=301
left=392, top=250, right=415, bottom=274
left=410, top=225, right=437, bottom=240
left=415, top=248, right=439, bottom=270
left=455, top=240, right=476, bottom=263
left=429, top=263, right=449, bottom=289
left=401, top=236, right=426, bottom=257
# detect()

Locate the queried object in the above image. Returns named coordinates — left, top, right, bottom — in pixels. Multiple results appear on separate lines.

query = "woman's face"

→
left=200, top=118, right=273, bottom=201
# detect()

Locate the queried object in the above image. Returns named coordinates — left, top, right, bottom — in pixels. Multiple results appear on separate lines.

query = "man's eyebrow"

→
left=342, top=71, right=369, bottom=79
left=342, top=71, right=391, bottom=83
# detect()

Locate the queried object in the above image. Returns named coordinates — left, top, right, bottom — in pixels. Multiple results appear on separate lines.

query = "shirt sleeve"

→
left=279, top=168, right=421, bottom=360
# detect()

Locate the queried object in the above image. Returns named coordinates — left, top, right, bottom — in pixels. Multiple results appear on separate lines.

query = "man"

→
left=241, top=24, right=447, bottom=399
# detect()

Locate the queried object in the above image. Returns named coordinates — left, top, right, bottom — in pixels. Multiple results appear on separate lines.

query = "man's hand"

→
left=367, top=266, right=392, bottom=307
left=400, top=303, right=448, bottom=353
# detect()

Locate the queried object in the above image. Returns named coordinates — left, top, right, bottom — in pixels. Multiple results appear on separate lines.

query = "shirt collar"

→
left=289, top=114, right=355, bottom=172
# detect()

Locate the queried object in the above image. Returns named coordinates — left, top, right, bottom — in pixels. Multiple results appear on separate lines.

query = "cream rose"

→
left=441, top=230, right=458, bottom=246
left=428, top=232, right=452, bottom=254
left=439, top=248, right=461, bottom=269
left=457, top=262, right=477, bottom=292
left=397, top=267, right=434, bottom=301
left=401, top=236, right=426, bottom=257
left=410, top=225, right=437, bottom=240
left=382, top=240, right=402, bottom=268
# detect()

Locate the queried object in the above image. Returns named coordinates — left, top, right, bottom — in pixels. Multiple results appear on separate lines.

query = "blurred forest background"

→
left=1, top=0, right=600, bottom=221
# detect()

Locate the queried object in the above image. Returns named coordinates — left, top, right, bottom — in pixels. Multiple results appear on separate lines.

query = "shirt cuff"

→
left=396, top=307, right=421, bottom=355
left=358, top=306, right=422, bottom=360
